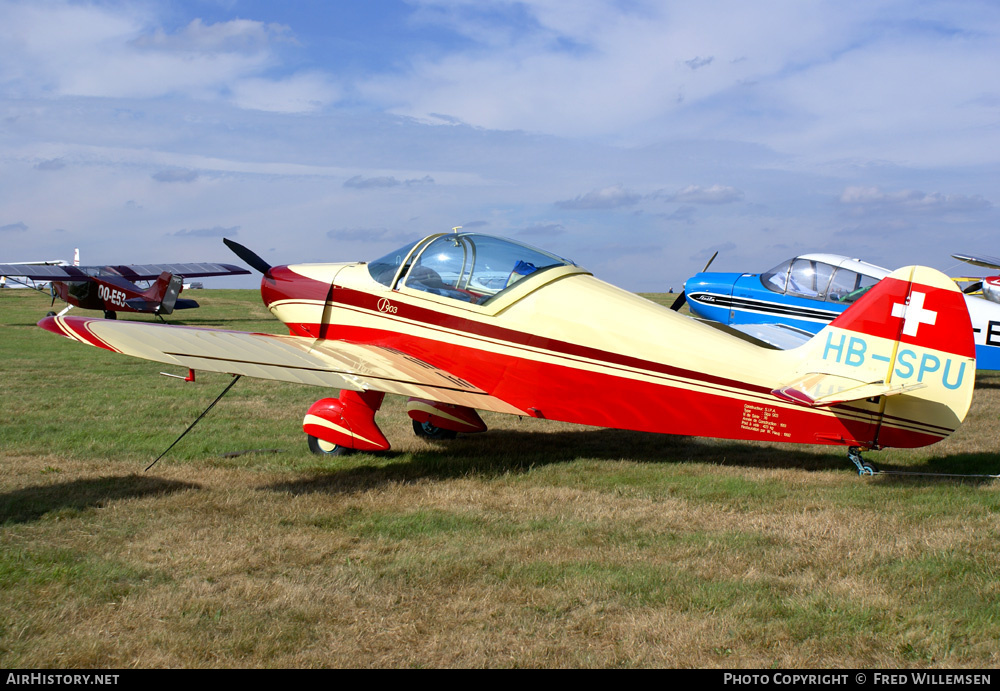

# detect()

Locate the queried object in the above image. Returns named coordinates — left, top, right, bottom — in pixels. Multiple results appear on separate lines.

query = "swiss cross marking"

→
left=891, top=291, right=937, bottom=337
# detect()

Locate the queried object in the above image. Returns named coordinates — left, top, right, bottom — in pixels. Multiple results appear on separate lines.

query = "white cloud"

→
left=556, top=184, right=641, bottom=209
left=0, top=2, right=331, bottom=113
left=229, top=73, right=339, bottom=113
left=363, top=0, right=874, bottom=140
left=343, top=174, right=435, bottom=189
left=360, top=0, right=1000, bottom=168
left=173, top=225, right=240, bottom=237
left=838, top=186, right=992, bottom=215
left=326, top=227, right=414, bottom=243
left=153, top=169, right=199, bottom=183
left=668, top=185, right=744, bottom=204
left=131, top=17, right=290, bottom=53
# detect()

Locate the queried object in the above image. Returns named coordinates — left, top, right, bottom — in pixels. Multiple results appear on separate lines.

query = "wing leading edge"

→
left=0, top=262, right=250, bottom=281
left=38, top=315, right=523, bottom=415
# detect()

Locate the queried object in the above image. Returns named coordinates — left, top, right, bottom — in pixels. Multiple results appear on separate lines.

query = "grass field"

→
left=1, top=287, right=998, bottom=668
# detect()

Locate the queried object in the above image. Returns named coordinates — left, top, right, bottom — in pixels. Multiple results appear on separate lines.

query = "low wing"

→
left=38, top=316, right=524, bottom=415
left=727, top=322, right=815, bottom=350
left=0, top=262, right=249, bottom=281
left=772, top=372, right=927, bottom=408
left=951, top=252, right=1000, bottom=272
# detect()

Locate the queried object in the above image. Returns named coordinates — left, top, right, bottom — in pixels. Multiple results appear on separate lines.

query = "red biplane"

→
left=38, top=231, right=976, bottom=474
left=1, top=260, right=249, bottom=319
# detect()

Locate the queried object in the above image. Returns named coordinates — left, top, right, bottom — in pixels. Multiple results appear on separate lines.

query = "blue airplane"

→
left=681, top=253, right=1000, bottom=370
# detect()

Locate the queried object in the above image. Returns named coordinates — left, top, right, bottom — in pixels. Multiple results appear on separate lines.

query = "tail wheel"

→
left=307, top=434, right=354, bottom=456
left=412, top=419, right=458, bottom=440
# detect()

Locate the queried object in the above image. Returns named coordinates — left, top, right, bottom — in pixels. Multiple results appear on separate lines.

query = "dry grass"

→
left=1, top=288, right=999, bottom=668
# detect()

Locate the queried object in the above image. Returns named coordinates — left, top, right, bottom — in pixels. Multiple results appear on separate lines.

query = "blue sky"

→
left=1, top=0, right=998, bottom=290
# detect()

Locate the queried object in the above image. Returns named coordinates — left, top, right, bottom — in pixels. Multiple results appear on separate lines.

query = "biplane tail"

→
left=773, top=265, right=976, bottom=448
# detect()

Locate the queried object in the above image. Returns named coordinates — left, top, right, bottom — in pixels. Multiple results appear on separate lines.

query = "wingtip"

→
left=37, top=314, right=60, bottom=334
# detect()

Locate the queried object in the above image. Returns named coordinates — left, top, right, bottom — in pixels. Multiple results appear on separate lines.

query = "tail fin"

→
left=130, top=271, right=183, bottom=315
left=774, top=265, right=976, bottom=448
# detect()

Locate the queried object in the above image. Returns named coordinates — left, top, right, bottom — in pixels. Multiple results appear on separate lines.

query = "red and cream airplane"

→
left=38, top=231, right=977, bottom=474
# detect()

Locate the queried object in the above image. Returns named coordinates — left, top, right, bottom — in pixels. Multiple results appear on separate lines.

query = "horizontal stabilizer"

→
left=772, top=372, right=927, bottom=407
left=124, top=299, right=159, bottom=312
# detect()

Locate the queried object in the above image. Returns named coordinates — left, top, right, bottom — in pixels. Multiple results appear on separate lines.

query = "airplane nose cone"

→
left=260, top=266, right=289, bottom=311
left=259, top=265, right=334, bottom=312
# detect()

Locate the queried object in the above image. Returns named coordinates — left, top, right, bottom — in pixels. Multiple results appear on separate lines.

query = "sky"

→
left=1, top=0, right=999, bottom=291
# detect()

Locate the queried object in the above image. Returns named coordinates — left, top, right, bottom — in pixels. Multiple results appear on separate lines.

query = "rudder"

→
left=778, top=265, right=976, bottom=449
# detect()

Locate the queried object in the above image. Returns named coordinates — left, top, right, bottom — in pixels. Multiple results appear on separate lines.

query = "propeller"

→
left=223, top=238, right=272, bottom=275
left=670, top=251, right=718, bottom=312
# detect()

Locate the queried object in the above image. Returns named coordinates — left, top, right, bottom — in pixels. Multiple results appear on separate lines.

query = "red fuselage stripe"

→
left=322, top=285, right=775, bottom=396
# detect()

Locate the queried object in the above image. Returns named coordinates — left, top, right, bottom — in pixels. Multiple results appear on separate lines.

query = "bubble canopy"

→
left=367, top=232, right=578, bottom=305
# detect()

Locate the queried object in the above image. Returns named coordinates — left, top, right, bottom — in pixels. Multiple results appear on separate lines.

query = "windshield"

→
left=368, top=239, right=424, bottom=287
left=391, top=233, right=575, bottom=304
left=761, top=259, right=792, bottom=293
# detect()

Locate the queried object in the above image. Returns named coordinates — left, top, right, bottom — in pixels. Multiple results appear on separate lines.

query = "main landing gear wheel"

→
left=307, top=434, right=354, bottom=456
left=412, top=419, right=458, bottom=440
left=103, top=310, right=117, bottom=320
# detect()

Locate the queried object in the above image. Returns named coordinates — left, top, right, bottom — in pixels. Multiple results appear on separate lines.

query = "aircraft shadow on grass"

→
left=263, top=427, right=1000, bottom=497
left=0, top=475, right=199, bottom=525
left=971, top=377, right=1000, bottom=391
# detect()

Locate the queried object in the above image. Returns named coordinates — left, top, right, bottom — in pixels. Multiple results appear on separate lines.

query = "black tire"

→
left=46, top=311, right=56, bottom=317
left=103, top=310, right=117, bottom=320
left=307, top=434, right=354, bottom=456
left=412, top=419, right=458, bottom=440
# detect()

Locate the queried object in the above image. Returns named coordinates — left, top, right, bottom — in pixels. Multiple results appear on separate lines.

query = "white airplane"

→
left=0, top=249, right=77, bottom=289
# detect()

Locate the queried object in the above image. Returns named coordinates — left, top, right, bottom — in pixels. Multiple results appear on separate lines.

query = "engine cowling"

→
left=983, top=276, right=1000, bottom=304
